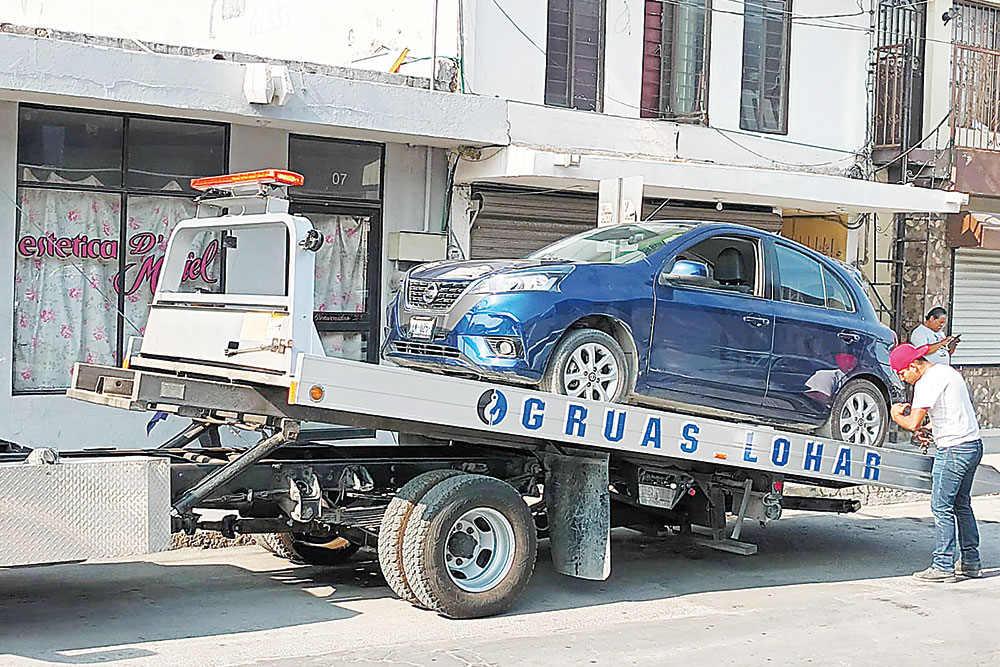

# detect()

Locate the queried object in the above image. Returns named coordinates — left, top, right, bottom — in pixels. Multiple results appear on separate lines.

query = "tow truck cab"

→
left=125, top=170, right=323, bottom=386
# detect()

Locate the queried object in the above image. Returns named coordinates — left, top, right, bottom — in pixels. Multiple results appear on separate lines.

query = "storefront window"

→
left=13, top=106, right=227, bottom=392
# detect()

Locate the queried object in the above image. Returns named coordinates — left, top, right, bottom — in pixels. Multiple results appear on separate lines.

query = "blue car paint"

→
left=383, top=222, right=901, bottom=429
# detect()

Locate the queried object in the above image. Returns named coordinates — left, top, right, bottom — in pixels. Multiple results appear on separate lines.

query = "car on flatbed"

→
left=384, top=222, right=902, bottom=447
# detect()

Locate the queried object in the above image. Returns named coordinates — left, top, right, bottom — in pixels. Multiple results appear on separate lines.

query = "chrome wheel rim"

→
left=838, top=392, right=882, bottom=446
left=563, top=342, right=621, bottom=401
left=444, top=508, right=516, bottom=593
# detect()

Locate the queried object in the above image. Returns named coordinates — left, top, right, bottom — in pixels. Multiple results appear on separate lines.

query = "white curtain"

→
left=14, top=188, right=120, bottom=391
left=312, top=214, right=369, bottom=361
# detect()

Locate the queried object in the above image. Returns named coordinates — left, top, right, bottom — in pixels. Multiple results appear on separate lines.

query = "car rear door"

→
left=765, top=240, right=866, bottom=425
left=645, top=231, right=774, bottom=414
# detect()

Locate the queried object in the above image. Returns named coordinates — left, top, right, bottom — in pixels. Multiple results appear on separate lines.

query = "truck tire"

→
left=401, top=474, right=537, bottom=619
left=254, top=533, right=359, bottom=565
left=378, top=469, right=463, bottom=606
left=819, top=378, right=889, bottom=447
left=540, top=329, right=629, bottom=402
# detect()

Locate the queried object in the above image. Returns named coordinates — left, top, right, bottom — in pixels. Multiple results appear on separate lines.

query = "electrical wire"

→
left=874, top=108, right=953, bottom=172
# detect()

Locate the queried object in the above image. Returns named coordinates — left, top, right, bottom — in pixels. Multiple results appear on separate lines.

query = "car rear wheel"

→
left=820, top=379, right=888, bottom=447
left=540, top=329, right=628, bottom=402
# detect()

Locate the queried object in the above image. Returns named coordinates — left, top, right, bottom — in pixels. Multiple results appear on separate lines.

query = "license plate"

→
left=409, top=317, right=435, bottom=340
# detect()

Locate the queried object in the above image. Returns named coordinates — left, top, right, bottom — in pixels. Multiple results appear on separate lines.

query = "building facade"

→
left=0, top=1, right=962, bottom=447
left=871, top=0, right=1000, bottom=427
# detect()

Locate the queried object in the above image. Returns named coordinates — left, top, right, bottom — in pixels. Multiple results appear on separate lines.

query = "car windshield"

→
left=527, top=223, right=693, bottom=264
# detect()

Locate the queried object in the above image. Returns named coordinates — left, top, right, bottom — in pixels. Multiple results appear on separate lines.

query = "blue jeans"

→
left=930, top=439, right=984, bottom=572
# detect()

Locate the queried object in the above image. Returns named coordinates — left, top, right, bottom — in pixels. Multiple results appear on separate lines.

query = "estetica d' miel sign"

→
left=17, top=231, right=220, bottom=296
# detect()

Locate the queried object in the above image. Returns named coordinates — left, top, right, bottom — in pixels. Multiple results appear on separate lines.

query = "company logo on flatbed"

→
left=477, top=389, right=508, bottom=426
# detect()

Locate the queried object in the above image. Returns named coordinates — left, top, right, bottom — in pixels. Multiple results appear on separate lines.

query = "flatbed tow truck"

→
left=3, top=170, right=999, bottom=618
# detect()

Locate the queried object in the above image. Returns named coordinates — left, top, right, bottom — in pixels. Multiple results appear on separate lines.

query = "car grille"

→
left=391, top=341, right=462, bottom=359
left=406, top=279, right=472, bottom=311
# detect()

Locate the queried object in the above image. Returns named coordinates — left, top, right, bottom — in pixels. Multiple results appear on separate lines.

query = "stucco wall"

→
left=1, top=0, right=459, bottom=80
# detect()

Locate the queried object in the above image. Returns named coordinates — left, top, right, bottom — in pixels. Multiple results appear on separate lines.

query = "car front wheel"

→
left=540, top=329, right=629, bottom=402
left=821, top=378, right=888, bottom=447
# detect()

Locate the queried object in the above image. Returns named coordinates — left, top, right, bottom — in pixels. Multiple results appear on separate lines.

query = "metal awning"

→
left=456, top=146, right=968, bottom=216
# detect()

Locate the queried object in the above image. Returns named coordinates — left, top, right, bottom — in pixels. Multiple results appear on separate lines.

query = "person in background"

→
left=911, top=307, right=959, bottom=366
left=889, top=343, right=984, bottom=583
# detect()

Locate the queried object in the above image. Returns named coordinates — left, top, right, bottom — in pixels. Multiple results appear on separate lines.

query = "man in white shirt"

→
left=910, top=307, right=959, bottom=365
left=889, top=343, right=983, bottom=583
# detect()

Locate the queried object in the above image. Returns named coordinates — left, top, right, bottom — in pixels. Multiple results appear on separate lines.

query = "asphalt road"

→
left=3, top=497, right=1000, bottom=667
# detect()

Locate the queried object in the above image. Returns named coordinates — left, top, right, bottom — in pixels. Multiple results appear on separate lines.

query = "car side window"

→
left=775, top=245, right=825, bottom=307
left=665, top=235, right=759, bottom=296
left=823, top=266, right=855, bottom=312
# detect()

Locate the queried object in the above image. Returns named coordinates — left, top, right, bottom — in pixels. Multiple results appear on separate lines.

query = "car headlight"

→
left=471, top=272, right=565, bottom=294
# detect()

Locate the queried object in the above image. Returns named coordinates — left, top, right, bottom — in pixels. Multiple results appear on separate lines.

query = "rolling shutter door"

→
left=470, top=192, right=598, bottom=259
left=951, top=248, right=1000, bottom=365
left=470, top=188, right=782, bottom=259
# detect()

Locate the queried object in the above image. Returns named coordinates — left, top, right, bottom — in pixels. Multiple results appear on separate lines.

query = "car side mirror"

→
left=660, top=259, right=709, bottom=285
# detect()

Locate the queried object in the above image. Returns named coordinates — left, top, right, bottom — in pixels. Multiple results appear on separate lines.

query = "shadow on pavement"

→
left=0, top=552, right=380, bottom=664
left=1, top=507, right=995, bottom=663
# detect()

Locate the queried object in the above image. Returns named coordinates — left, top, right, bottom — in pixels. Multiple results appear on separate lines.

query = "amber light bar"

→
left=190, top=169, right=305, bottom=191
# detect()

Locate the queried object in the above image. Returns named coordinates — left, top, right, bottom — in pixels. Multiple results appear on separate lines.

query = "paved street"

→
left=3, top=496, right=1000, bottom=667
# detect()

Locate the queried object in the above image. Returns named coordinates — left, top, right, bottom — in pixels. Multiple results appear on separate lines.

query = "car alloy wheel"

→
left=838, top=390, right=883, bottom=446
left=563, top=342, right=621, bottom=401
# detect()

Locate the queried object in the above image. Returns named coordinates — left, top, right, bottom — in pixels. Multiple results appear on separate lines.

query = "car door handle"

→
left=743, top=315, right=770, bottom=328
left=838, top=331, right=861, bottom=344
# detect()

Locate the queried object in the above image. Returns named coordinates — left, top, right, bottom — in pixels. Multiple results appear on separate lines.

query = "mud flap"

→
left=543, top=447, right=610, bottom=581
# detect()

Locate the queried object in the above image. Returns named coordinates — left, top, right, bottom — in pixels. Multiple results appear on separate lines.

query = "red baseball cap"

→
left=889, top=343, right=930, bottom=372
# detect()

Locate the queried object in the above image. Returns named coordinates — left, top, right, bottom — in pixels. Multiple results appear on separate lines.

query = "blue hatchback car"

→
left=383, top=222, right=902, bottom=447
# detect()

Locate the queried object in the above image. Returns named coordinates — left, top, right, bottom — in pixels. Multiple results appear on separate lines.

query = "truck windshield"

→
left=527, top=223, right=693, bottom=264
left=159, top=222, right=289, bottom=297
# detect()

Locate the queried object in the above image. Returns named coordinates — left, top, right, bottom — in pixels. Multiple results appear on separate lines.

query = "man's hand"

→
left=891, top=402, right=928, bottom=432
left=948, top=336, right=960, bottom=355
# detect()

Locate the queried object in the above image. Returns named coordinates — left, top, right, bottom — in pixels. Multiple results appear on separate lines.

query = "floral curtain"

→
left=14, top=188, right=121, bottom=391
left=13, top=190, right=197, bottom=392
left=311, top=214, right=370, bottom=361
left=121, top=195, right=198, bottom=336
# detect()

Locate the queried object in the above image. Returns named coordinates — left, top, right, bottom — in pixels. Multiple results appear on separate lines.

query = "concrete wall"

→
left=460, top=0, right=547, bottom=103
left=603, top=0, right=644, bottom=117
left=708, top=0, right=870, bottom=157
left=1, top=0, right=460, bottom=80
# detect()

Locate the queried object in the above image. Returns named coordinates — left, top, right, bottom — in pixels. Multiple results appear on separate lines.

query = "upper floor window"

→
left=545, top=0, right=605, bottom=112
left=740, top=0, right=792, bottom=134
left=952, top=2, right=1000, bottom=150
left=641, top=0, right=710, bottom=122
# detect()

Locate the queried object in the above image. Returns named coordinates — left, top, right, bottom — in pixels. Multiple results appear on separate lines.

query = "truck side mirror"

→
left=300, top=229, right=324, bottom=252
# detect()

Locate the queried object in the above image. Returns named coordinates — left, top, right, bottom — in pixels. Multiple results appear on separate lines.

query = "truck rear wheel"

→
left=401, top=474, right=537, bottom=618
left=254, top=533, right=360, bottom=565
left=378, top=469, right=463, bottom=605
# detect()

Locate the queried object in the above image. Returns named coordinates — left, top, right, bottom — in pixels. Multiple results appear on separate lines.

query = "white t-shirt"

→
left=911, top=324, right=950, bottom=365
left=912, top=364, right=980, bottom=448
